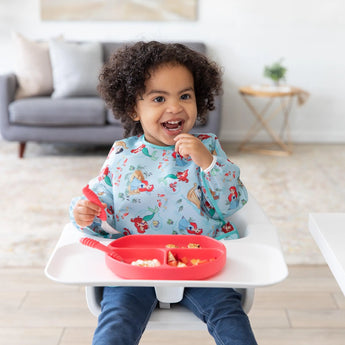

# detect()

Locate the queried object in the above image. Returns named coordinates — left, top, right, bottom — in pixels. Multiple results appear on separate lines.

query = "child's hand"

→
left=174, top=133, right=213, bottom=170
left=73, top=199, right=106, bottom=227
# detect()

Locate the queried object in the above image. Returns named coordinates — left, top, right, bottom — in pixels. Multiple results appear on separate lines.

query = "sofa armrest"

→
left=0, top=73, right=17, bottom=135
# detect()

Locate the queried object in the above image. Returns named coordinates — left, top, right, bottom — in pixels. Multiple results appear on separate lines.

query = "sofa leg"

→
left=19, top=142, right=26, bottom=158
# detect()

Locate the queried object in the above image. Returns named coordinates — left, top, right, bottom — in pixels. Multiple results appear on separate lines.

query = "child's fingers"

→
left=74, top=200, right=102, bottom=227
left=75, top=215, right=96, bottom=227
left=175, top=136, right=199, bottom=158
left=174, top=135, right=213, bottom=170
left=175, top=142, right=189, bottom=158
left=75, top=200, right=102, bottom=217
left=174, top=135, right=191, bottom=154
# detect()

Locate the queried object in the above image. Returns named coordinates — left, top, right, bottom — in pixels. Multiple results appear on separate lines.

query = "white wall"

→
left=1, top=0, right=344, bottom=142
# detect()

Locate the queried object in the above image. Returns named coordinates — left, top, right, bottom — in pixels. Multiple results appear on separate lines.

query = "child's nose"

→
left=166, top=99, right=183, bottom=113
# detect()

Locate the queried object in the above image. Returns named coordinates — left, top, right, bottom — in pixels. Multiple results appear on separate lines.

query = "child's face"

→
left=134, top=64, right=197, bottom=146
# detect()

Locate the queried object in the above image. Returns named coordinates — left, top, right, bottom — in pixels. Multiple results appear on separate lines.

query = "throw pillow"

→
left=49, top=40, right=103, bottom=98
left=13, top=32, right=54, bottom=99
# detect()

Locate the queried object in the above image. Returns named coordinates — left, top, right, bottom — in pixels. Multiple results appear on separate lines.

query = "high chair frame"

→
left=45, top=193, right=288, bottom=330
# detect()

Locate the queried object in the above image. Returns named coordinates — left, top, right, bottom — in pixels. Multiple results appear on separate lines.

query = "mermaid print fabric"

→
left=70, top=133, right=248, bottom=239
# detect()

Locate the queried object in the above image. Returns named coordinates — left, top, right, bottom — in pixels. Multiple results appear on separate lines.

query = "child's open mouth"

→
left=162, top=120, right=184, bottom=131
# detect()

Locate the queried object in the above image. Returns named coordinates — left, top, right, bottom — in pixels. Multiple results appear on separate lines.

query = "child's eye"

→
left=154, top=96, right=165, bottom=103
left=181, top=93, right=191, bottom=100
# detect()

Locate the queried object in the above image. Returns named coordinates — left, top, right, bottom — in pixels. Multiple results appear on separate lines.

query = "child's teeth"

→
left=163, top=120, right=182, bottom=130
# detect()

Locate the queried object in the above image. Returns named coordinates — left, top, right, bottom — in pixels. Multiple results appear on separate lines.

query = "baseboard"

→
left=219, top=130, right=345, bottom=143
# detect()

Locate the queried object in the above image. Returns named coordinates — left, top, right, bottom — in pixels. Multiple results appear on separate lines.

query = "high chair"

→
left=45, top=193, right=288, bottom=330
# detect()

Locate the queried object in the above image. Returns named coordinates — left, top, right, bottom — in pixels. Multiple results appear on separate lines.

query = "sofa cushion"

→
left=9, top=98, right=106, bottom=126
left=102, top=42, right=124, bottom=62
left=12, top=32, right=55, bottom=99
left=49, top=40, right=103, bottom=98
left=106, top=109, right=122, bottom=126
left=180, top=42, right=206, bottom=54
left=102, top=41, right=206, bottom=62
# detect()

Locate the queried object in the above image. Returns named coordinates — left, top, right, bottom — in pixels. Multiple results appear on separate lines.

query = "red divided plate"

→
left=105, top=234, right=226, bottom=280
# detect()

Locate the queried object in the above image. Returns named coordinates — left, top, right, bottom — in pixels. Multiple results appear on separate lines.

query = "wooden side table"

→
left=238, top=85, right=309, bottom=156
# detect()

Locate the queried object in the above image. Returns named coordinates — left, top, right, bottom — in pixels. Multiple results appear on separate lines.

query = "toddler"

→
left=71, top=41, right=257, bottom=345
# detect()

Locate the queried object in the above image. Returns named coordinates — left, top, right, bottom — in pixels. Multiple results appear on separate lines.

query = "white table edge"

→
left=309, top=213, right=345, bottom=296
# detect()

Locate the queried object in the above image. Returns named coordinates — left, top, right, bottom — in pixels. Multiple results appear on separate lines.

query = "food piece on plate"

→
left=177, top=261, right=187, bottom=267
left=187, top=243, right=201, bottom=248
left=167, top=251, right=178, bottom=266
left=166, top=243, right=201, bottom=248
left=166, top=249, right=213, bottom=267
left=190, top=259, right=208, bottom=266
left=180, top=256, right=189, bottom=265
left=131, top=259, right=161, bottom=267
left=166, top=244, right=178, bottom=248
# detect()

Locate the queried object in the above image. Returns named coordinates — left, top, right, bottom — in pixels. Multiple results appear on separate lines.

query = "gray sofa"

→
left=0, top=42, right=221, bottom=158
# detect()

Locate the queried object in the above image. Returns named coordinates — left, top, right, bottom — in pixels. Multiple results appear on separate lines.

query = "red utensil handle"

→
left=82, top=184, right=107, bottom=221
left=80, top=237, right=109, bottom=253
left=80, top=237, right=123, bottom=261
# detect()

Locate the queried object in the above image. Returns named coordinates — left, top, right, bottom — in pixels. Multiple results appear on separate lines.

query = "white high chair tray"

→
left=45, top=222, right=288, bottom=289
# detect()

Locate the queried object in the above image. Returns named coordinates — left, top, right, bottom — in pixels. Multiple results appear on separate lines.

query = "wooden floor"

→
left=1, top=265, right=345, bottom=344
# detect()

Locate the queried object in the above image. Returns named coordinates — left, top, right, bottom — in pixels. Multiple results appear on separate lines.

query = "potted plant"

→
left=264, top=59, right=287, bottom=86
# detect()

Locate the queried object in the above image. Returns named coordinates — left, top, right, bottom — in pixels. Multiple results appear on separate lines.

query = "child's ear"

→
left=131, top=113, right=140, bottom=121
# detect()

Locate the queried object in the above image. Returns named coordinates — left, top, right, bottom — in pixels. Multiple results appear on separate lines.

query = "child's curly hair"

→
left=98, top=41, right=223, bottom=138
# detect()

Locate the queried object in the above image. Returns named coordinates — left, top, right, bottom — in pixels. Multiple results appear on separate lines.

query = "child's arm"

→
left=69, top=177, right=115, bottom=237
left=174, top=133, right=213, bottom=170
left=200, top=137, right=248, bottom=220
left=175, top=133, right=248, bottom=220
left=69, top=145, right=117, bottom=237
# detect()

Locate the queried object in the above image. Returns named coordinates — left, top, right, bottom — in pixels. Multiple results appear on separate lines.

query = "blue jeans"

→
left=92, top=286, right=257, bottom=345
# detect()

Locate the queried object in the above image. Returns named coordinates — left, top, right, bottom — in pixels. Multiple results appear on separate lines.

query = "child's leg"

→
left=92, top=286, right=157, bottom=345
left=180, top=287, right=257, bottom=345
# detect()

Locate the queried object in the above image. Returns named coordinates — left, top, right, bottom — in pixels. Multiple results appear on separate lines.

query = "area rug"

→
left=1, top=140, right=344, bottom=267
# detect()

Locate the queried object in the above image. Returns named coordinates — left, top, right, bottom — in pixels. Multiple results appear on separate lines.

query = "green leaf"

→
left=264, top=59, right=287, bottom=82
